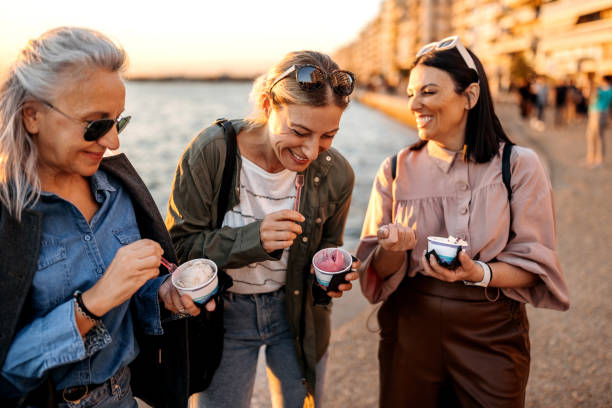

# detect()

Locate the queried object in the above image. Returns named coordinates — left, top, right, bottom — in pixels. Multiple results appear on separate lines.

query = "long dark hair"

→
left=409, top=46, right=512, bottom=163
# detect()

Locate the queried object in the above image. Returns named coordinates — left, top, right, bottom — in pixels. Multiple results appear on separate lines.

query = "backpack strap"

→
left=502, top=142, right=513, bottom=201
left=391, top=154, right=398, bottom=180
left=215, top=118, right=237, bottom=229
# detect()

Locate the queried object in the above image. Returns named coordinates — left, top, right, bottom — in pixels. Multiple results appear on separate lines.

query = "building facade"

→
left=334, top=0, right=612, bottom=94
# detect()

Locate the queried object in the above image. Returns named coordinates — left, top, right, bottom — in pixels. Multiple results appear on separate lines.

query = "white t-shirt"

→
left=222, top=156, right=297, bottom=294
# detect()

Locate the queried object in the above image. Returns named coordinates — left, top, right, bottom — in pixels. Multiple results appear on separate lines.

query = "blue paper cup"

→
left=426, top=236, right=468, bottom=266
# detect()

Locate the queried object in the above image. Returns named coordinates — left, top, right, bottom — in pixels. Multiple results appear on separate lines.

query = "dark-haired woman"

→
left=356, top=36, right=569, bottom=407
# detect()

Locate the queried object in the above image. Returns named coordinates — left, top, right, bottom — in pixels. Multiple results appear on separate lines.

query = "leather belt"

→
left=55, top=366, right=127, bottom=405
left=58, top=382, right=104, bottom=405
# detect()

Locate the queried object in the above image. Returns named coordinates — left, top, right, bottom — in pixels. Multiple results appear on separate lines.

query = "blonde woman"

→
left=167, top=51, right=359, bottom=407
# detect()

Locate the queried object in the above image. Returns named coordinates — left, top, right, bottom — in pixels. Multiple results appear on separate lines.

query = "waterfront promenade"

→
left=251, top=98, right=612, bottom=407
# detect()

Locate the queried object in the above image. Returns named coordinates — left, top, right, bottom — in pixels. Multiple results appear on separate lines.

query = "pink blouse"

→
left=356, top=141, right=569, bottom=310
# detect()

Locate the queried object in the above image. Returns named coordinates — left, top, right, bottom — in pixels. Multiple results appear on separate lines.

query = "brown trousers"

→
left=378, top=275, right=530, bottom=408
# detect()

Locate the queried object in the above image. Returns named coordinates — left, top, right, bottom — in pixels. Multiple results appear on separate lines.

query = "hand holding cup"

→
left=311, top=248, right=359, bottom=298
left=159, top=279, right=211, bottom=316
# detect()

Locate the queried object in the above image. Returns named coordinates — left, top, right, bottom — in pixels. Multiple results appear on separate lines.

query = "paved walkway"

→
left=250, top=100, right=612, bottom=407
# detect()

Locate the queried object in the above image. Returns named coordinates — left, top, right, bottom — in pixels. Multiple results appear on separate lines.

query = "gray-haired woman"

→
left=0, top=27, right=210, bottom=407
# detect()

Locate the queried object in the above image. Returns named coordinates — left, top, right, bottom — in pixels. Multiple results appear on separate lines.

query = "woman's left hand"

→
left=421, top=250, right=484, bottom=283
left=310, top=257, right=361, bottom=298
left=158, top=278, right=216, bottom=316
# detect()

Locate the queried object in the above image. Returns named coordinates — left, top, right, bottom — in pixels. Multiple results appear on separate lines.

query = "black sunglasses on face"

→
left=42, top=101, right=131, bottom=141
left=269, top=65, right=356, bottom=96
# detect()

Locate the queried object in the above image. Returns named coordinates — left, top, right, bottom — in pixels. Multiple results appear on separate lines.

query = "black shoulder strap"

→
left=391, top=154, right=398, bottom=180
left=502, top=142, right=513, bottom=200
left=215, top=118, right=237, bottom=229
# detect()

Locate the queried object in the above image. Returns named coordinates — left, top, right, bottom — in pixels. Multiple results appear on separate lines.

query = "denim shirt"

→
left=1, top=170, right=165, bottom=393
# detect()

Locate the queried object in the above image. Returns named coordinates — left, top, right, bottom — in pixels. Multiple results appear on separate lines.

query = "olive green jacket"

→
left=165, top=119, right=354, bottom=393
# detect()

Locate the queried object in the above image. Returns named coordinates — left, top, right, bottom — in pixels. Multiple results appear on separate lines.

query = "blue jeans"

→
left=195, top=288, right=307, bottom=407
left=57, top=366, right=136, bottom=408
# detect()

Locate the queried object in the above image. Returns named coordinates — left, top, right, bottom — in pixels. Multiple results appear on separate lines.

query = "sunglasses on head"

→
left=42, top=100, right=131, bottom=141
left=268, top=64, right=356, bottom=96
left=416, top=35, right=478, bottom=75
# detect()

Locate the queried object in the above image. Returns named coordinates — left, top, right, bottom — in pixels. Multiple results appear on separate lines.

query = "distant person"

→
left=566, top=79, right=588, bottom=125
left=166, top=51, right=359, bottom=407
left=534, top=75, right=549, bottom=129
left=356, top=36, right=569, bottom=407
left=584, top=74, right=612, bottom=167
left=0, top=27, right=213, bottom=407
left=517, top=78, right=533, bottom=119
left=554, top=78, right=568, bottom=127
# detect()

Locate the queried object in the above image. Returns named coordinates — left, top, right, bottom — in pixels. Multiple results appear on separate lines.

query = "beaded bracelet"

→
left=74, top=291, right=101, bottom=322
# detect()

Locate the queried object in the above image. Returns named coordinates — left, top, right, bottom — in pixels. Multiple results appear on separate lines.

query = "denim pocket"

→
left=37, top=237, right=67, bottom=270
left=33, top=236, right=68, bottom=310
left=112, top=225, right=141, bottom=245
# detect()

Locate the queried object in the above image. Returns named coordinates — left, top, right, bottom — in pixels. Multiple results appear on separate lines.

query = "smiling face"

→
left=265, top=102, right=344, bottom=172
left=407, top=64, right=471, bottom=151
left=24, top=68, right=126, bottom=187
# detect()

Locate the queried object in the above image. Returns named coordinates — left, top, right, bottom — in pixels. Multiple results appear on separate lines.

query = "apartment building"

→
left=335, top=0, right=612, bottom=92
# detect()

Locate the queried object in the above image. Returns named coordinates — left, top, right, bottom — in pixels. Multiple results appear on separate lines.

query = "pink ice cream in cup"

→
left=312, top=248, right=352, bottom=292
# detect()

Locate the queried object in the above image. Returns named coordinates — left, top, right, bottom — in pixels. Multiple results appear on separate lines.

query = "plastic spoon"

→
left=294, top=174, right=304, bottom=212
left=160, top=256, right=178, bottom=274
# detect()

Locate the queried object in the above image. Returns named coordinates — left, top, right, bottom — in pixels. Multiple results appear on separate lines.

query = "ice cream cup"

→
left=426, top=236, right=468, bottom=267
left=312, top=248, right=352, bottom=292
left=171, top=258, right=218, bottom=304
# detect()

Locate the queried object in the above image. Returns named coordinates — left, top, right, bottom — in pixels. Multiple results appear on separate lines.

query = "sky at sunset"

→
left=0, top=1, right=381, bottom=78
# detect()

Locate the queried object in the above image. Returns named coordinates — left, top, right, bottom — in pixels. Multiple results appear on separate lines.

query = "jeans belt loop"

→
left=110, top=370, right=120, bottom=396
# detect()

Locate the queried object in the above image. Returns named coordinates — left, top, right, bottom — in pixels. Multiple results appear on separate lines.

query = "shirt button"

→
left=459, top=183, right=469, bottom=191
left=84, top=234, right=91, bottom=241
left=235, top=187, right=240, bottom=192
left=313, top=176, right=320, bottom=183
left=325, top=156, right=332, bottom=162
left=460, top=207, right=468, bottom=215
left=315, top=218, right=322, bottom=224
left=294, top=290, right=300, bottom=296
left=302, top=237, right=308, bottom=243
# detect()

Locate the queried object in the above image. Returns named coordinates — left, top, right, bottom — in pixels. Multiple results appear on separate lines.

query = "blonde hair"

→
left=0, top=27, right=127, bottom=220
left=246, top=51, right=351, bottom=130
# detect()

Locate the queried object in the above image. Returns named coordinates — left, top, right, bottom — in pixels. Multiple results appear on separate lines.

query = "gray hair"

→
left=245, top=50, right=350, bottom=131
left=0, top=27, right=127, bottom=220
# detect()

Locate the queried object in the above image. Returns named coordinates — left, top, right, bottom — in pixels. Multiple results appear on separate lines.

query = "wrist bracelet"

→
left=464, top=261, right=491, bottom=287
left=74, top=291, right=102, bottom=321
